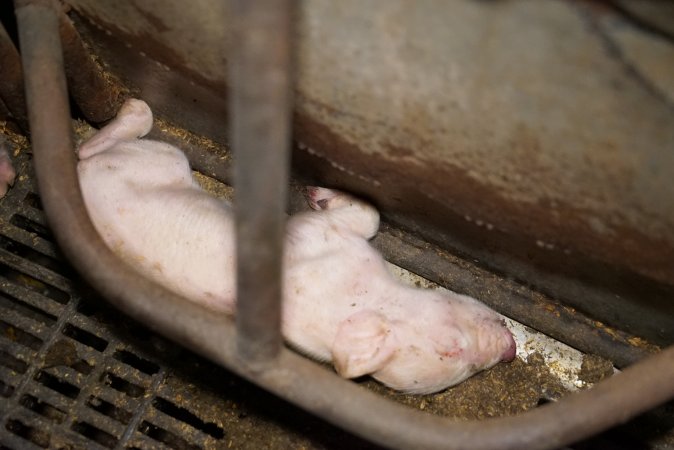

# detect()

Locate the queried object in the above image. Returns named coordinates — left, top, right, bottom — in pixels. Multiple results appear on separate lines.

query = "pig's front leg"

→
left=0, top=139, right=16, bottom=198
left=305, top=186, right=380, bottom=240
left=78, top=99, right=154, bottom=160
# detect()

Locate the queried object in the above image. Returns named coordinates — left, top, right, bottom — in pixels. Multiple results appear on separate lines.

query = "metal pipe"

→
left=14, top=1, right=674, bottom=449
left=229, top=0, right=292, bottom=364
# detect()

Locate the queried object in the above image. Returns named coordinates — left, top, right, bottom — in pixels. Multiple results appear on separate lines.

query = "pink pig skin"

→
left=77, top=99, right=515, bottom=394
left=0, top=139, right=17, bottom=198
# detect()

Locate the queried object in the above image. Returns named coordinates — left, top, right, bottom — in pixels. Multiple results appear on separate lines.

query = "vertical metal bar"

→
left=58, top=11, right=125, bottom=124
left=14, top=0, right=71, bottom=155
left=0, top=21, right=28, bottom=132
left=229, top=0, right=293, bottom=364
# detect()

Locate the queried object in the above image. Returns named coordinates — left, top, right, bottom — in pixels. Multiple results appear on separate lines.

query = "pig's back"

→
left=78, top=141, right=237, bottom=313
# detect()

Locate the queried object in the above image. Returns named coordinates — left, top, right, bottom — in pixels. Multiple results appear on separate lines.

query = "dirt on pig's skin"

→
left=361, top=352, right=567, bottom=419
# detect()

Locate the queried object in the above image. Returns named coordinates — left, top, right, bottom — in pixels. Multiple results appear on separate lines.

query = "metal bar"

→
left=229, top=0, right=292, bottom=364
left=371, top=224, right=659, bottom=367
left=57, top=8, right=125, bottom=124
left=13, top=1, right=674, bottom=449
left=0, top=21, right=28, bottom=132
left=0, top=3, right=124, bottom=131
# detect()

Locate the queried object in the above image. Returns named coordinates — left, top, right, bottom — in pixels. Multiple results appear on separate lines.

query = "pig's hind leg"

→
left=305, top=186, right=380, bottom=239
left=78, top=99, right=154, bottom=160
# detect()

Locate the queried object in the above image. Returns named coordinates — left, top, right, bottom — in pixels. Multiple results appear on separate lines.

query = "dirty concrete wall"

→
left=65, top=0, right=674, bottom=345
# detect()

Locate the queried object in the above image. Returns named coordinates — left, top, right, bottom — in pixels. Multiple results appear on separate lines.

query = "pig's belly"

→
left=81, top=183, right=237, bottom=313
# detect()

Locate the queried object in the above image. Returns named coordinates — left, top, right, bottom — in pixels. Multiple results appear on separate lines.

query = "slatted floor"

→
left=0, top=144, right=373, bottom=450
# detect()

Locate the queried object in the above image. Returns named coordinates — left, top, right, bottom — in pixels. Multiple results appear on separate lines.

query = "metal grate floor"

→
left=0, top=142, right=376, bottom=449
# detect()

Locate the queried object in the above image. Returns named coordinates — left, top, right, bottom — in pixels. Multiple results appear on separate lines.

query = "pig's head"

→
left=331, top=296, right=516, bottom=394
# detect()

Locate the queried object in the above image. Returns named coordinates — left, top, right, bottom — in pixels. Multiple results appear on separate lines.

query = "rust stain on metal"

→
left=59, top=9, right=126, bottom=123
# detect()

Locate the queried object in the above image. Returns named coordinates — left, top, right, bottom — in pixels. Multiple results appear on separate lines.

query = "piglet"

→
left=284, top=187, right=516, bottom=393
left=77, top=98, right=515, bottom=394
left=0, top=138, right=17, bottom=198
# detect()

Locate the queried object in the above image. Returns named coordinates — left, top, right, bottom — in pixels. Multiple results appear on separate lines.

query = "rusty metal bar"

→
left=14, top=1, right=674, bottom=449
left=0, top=21, right=28, bottom=132
left=58, top=6, right=125, bottom=124
left=229, top=0, right=292, bottom=364
left=1, top=3, right=124, bottom=130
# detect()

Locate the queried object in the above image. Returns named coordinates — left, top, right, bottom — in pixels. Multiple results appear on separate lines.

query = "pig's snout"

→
left=501, top=329, right=517, bottom=362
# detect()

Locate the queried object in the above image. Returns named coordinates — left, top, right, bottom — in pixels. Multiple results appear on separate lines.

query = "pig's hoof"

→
left=117, top=98, right=153, bottom=137
left=0, top=143, right=16, bottom=199
left=118, top=98, right=152, bottom=121
left=305, top=186, right=342, bottom=210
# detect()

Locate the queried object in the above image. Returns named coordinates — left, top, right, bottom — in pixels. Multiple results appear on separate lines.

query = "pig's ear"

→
left=332, top=310, right=397, bottom=379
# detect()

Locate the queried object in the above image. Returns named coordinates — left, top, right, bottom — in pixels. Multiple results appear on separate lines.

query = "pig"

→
left=0, top=138, right=17, bottom=198
left=77, top=98, right=515, bottom=394
left=77, top=99, right=237, bottom=314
